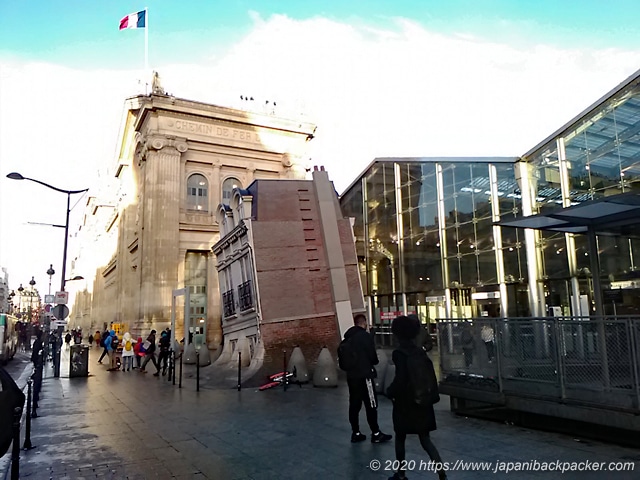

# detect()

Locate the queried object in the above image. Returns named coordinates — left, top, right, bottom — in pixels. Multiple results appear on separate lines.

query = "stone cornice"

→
left=212, top=221, right=248, bottom=254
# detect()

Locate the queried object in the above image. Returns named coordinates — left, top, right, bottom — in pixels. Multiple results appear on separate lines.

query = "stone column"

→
left=139, top=135, right=188, bottom=328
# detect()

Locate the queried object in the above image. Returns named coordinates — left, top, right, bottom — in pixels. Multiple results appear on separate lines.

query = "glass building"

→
left=340, top=68, right=640, bottom=327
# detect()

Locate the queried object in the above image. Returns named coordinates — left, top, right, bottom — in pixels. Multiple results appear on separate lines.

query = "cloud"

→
left=2, top=14, right=640, bottom=292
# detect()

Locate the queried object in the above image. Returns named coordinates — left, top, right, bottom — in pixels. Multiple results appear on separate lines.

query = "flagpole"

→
left=144, top=7, right=149, bottom=73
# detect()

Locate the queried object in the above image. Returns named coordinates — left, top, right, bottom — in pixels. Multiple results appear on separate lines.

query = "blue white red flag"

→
left=119, top=10, right=146, bottom=30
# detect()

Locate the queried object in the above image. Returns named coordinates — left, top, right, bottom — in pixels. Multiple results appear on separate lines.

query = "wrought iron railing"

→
left=222, top=290, right=236, bottom=317
left=238, top=280, right=254, bottom=311
left=437, top=316, right=640, bottom=411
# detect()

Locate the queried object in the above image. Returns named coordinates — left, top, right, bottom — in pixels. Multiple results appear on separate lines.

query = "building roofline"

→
left=521, top=66, right=640, bottom=159
left=339, top=156, right=519, bottom=197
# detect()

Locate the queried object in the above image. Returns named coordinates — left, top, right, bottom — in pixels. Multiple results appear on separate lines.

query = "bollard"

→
left=23, top=379, right=33, bottom=450
left=172, top=351, right=176, bottom=386
left=179, top=351, right=183, bottom=389
left=167, top=350, right=173, bottom=382
left=196, top=350, right=200, bottom=392
left=11, top=406, right=22, bottom=480
left=237, top=351, right=242, bottom=391
left=283, top=350, right=288, bottom=392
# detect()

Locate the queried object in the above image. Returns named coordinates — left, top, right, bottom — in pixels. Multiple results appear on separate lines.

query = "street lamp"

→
left=28, top=276, right=36, bottom=322
left=7, top=172, right=89, bottom=377
left=17, top=284, right=23, bottom=317
left=47, top=264, right=55, bottom=296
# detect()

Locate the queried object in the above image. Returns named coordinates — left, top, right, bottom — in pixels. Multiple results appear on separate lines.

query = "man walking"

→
left=341, top=314, right=392, bottom=444
left=140, top=329, right=160, bottom=374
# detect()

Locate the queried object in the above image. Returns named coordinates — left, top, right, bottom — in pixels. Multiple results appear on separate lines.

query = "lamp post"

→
left=47, top=265, right=55, bottom=296
left=7, top=172, right=89, bottom=377
left=17, top=284, right=23, bottom=317
left=28, top=277, right=36, bottom=322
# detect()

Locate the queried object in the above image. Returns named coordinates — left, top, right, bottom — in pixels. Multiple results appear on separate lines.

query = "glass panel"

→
left=222, top=177, right=242, bottom=202
left=365, top=163, right=398, bottom=294
left=187, top=174, right=208, bottom=211
left=185, top=251, right=208, bottom=334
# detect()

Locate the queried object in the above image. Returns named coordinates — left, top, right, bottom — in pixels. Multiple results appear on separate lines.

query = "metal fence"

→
left=437, top=316, right=640, bottom=411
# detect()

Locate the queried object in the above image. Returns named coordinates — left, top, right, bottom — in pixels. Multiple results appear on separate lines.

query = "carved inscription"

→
left=169, top=119, right=261, bottom=144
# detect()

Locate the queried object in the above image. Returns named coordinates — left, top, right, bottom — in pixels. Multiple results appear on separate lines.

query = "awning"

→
left=497, top=192, right=640, bottom=237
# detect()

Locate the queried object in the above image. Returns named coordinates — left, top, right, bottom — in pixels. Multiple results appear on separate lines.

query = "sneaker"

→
left=371, top=431, right=392, bottom=443
left=153, top=372, right=160, bottom=377
left=351, top=432, right=366, bottom=443
left=140, top=369, right=147, bottom=374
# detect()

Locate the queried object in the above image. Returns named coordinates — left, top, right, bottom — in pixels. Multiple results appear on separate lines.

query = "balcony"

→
left=238, top=280, right=254, bottom=311
left=222, top=290, right=236, bottom=317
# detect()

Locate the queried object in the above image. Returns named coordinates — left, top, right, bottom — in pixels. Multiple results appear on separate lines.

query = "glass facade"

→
left=340, top=72, right=640, bottom=324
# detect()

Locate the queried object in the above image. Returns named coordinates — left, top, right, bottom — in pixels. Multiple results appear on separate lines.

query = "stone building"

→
left=77, top=83, right=316, bottom=352
left=212, top=167, right=365, bottom=371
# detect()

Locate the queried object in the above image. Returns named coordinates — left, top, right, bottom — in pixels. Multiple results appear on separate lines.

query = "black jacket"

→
left=343, top=325, right=378, bottom=379
left=386, top=340, right=437, bottom=434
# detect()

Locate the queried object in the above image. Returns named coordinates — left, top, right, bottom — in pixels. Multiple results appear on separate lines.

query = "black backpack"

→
left=337, top=336, right=359, bottom=372
left=111, top=336, right=120, bottom=350
left=400, top=346, right=440, bottom=406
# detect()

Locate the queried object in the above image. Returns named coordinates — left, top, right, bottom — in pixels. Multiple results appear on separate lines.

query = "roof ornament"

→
left=151, top=71, right=165, bottom=95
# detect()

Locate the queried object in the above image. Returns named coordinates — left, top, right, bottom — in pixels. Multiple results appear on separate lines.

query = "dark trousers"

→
left=157, top=351, right=169, bottom=372
left=347, top=377, right=380, bottom=434
left=98, top=347, right=108, bottom=363
left=463, top=348, right=473, bottom=367
left=484, top=341, right=495, bottom=361
left=141, top=352, right=159, bottom=371
left=394, top=432, right=444, bottom=476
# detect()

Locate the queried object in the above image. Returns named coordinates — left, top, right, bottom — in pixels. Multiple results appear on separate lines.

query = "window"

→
left=187, top=174, right=208, bottom=211
left=222, top=177, right=242, bottom=202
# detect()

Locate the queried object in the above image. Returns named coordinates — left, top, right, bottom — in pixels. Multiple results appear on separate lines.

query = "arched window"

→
left=222, top=177, right=242, bottom=203
left=187, top=174, right=208, bottom=211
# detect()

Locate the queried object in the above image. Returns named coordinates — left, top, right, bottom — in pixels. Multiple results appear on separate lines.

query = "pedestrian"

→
left=105, top=330, right=118, bottom=371
left=31, top=330, right=43, bottom=367
left=140, top=329, right=160, bottom=374
left=88, top=333, right=94, bottom=346
left=121, top=332, right=135, bottom=372
left=156, top=330, right=171, bottom=376
left=386, top=315, right=447, bottom=480
left=341, top=314, right=392, bottom=444
left=64, top=331, right=72, bottom=349
left=94, top=330, right=101, bottom=348
left=481, top=324, right=495, bottom=362
left=133, top=336, right=143, bottom=369
left=97, top=329, right=109, bottom=363
left=461, top=322, right=474, bottom=368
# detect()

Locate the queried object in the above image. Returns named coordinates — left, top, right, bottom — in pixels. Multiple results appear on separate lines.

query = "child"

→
left=133, top=337, right=144, bottom=370
left=386, top=315, right=446, bottom=480
left=121, top=332, right=135, bottom=371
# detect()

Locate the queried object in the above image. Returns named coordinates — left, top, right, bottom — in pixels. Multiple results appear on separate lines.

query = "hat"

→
left=151, top=329, right=156, bottom=334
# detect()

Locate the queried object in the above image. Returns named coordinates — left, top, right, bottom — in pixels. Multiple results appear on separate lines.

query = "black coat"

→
left=343, top=325, right=379, bottom=379
left=386, top=341, right=437, bottom=434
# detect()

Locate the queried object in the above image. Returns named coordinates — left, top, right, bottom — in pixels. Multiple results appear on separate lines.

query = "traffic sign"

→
left=52, top=304, right=70, bottom=320
left=54, top=291, right=69, bottom=305
left=44, top=294, right=55, bottom=304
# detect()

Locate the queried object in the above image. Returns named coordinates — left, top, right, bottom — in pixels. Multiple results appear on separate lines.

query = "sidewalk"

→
left=2, top=347, right=639, bottom=479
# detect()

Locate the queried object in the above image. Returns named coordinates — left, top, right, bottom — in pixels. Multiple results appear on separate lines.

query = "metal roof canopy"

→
left=498, top=192, right=640, bottom=317
left=498, top=192, right=640, bottom=238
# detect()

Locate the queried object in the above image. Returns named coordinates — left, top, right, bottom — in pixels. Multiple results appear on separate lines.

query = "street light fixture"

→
left=7, top=172, right=89, bottom=377
left=46, top=264, right=55, bottom=296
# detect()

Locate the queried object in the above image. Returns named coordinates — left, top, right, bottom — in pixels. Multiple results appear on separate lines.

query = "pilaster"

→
left=139, top=134, right=188, bottom=326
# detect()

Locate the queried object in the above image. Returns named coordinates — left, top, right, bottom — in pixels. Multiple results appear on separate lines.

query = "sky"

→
left=2, top=0, right=640, bottom=299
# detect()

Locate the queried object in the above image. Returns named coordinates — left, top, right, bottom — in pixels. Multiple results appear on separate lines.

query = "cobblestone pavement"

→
left=2, top=347, right=639, bottom=479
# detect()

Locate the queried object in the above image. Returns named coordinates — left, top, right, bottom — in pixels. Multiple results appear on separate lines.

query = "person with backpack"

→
left=156, top=330, right=171, bottom=376
left=121, top=332, right=135, bottom=371
left=105, top=330, right=118, bottom=371
left=97, top=329, right=109, bottom=363
left=386, top=315, right=446, bottom=480
left=339, top=314, right=392, bottom=444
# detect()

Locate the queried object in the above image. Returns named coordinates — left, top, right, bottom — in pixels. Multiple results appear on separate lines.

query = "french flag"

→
left=119, top=10, right=146, bottom=30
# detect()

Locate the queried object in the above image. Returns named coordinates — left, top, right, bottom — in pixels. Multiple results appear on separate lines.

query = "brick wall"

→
left=260, top=315, right=340, bottom=370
